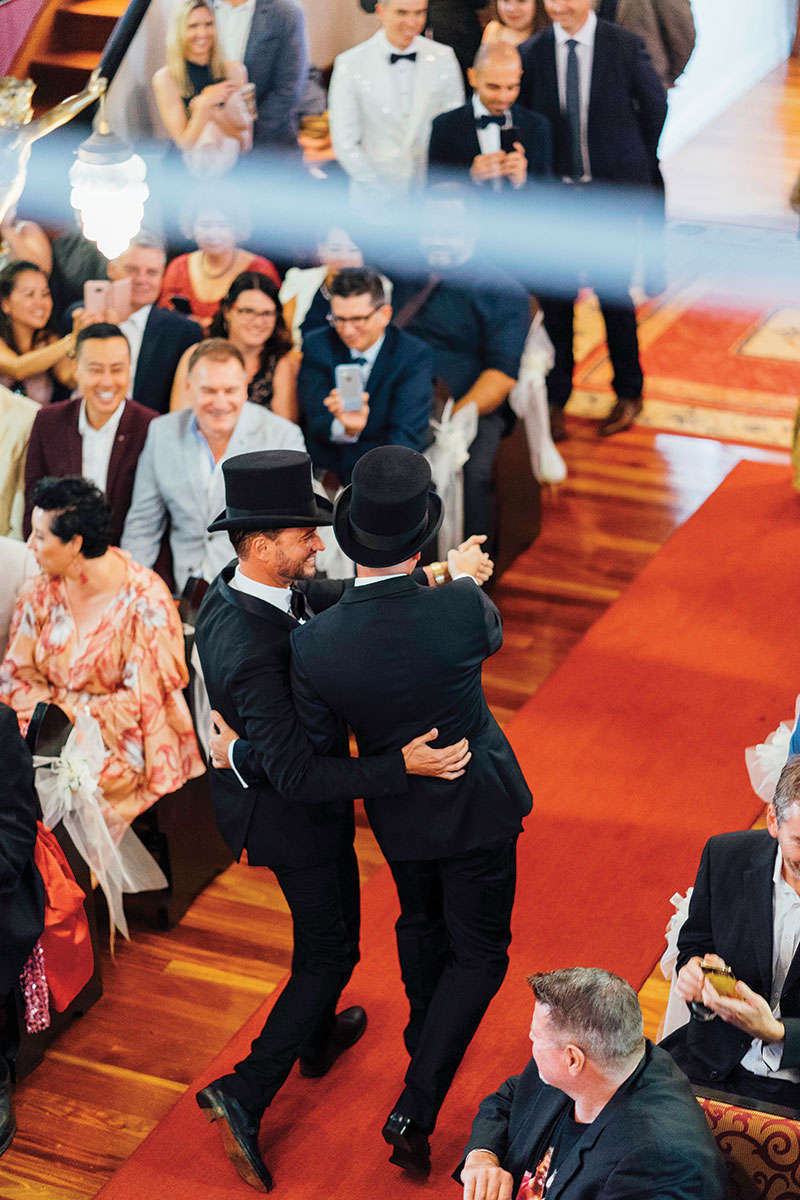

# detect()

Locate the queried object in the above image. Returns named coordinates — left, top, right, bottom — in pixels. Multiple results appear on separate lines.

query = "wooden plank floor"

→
left=3, top=58, right=799, bottom=1200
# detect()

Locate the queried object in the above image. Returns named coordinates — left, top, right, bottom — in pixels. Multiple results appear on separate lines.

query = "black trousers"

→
left=387, top=836, right=518, bottom=1133
left=541, top=291, right=643, bottom=410
left=221, top=843, right=361, bottom=1119
left=662, top=1028, right=800, bottom=1112
left=462, top=407, right=509, bottom=553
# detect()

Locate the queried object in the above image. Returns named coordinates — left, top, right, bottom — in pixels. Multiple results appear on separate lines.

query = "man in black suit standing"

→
left=194, top=450, right=473, bottom=1192
left=0, top=704, right=45, bottom=1158
left=661, top=755, right=800, bottom=1111
left=519, top=0, right=666, bottom=439
left=457, top=968, right=727, bottom=1200
left=298, top=267, right=433, bottom=489
left=429, top=41, right=552, bottom=189
left=290, top=445, right=532, bottom=1175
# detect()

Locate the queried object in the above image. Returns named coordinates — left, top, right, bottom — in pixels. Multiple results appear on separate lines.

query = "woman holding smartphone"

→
left=0, top=260, right=77, bottom=404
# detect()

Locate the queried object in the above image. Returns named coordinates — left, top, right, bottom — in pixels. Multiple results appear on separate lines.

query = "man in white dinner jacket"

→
left=329, top=0, right=464, bottom=210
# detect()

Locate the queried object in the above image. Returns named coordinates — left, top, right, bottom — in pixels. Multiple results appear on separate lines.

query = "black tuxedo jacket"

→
left=0, top=704, right=45, bottom=995
left=299, top=324, right=433, bottom=484
left=290, top=575, right=532, bottom=862
left=671, top=829, right=800, bottom=1077
left=23, top=397, right=157, bottom=545
left=519, top=20, right=667, bottom=186
left=428, top=102, right=553, bottom=184
left=193, top=563, right=408, bottom=868
left=134, top=306, right=201, bottom=415
left=457, top=1043, right=727, bottom=1199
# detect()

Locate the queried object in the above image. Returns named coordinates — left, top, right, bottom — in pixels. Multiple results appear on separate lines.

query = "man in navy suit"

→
left=429, top=41, right=552, bottom=189
left=519, top=0, right=667, bottom=439
left=298, top=267, right=433, bottom=488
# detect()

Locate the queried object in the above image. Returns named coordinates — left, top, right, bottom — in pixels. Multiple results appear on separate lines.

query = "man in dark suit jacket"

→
left=661, top=756, right=800, bottom=1111
left=0, top=703, right=45, bottom=1157
left=229, top=0, right=308, bottom=148
left=290, top=445, right=532, bottom=1174
left=457, top=968, right=727, bottom=1200
left=298, top=267, right=433, bottom=487
left=193, top=450, right=469, bottom=1192
left=23, top=323, right=156, bottom=546
left=518, top=0, right=667, bottom=439
left=429, top=41, right=552, bottom=189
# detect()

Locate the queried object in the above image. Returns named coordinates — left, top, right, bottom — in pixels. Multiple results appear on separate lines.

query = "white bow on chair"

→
left=425, top=399, right=479, bottom=557
left=33, top=709, right=167, bottom=946
left=509, top=313, right=567, bottom=486
left=659, top=887, right=694, bottom=1039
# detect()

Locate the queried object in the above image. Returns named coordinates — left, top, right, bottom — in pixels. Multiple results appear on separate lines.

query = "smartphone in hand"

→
left=500, top=126, right=522, bottom=154
left=335, top=363, right=365, bottom=412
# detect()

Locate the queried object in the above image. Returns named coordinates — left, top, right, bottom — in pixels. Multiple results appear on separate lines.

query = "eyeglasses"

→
left=326, top=304, right=382, bottom=329
left=232, top=306, right=277, bottom=320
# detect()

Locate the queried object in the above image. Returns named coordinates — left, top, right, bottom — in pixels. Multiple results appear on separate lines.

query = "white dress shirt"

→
left=213, top=0, right=255, bottom=63
left=78, top=399, right=126, bottom=494
left=553, top=10, right=596, bottom=181
left=119, top=303, right=150, bottom=385
left=740, top=847, right=800, bottom=1082
left=380, top=30, right=417, bottom=123
left=330, top=332, right=386, bottom=445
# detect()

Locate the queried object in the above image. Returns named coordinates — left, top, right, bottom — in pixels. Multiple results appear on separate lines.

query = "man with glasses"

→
left=298, top=267, right=433, bottom=491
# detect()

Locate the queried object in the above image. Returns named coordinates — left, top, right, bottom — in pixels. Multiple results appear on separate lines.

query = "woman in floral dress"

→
left=0, top=476, right=204, bottom=843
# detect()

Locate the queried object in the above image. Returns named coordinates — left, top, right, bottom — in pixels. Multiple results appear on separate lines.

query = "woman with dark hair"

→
left=0, top=477, right=204, bottom=844
left=170, top=271, right=299, bottom=421
left=0, top=260, right=77, bottom=404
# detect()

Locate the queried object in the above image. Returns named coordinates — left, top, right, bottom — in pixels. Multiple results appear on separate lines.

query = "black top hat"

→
left=207, top=450, right=333, bottom=533
left=333, top=446, right=443, bottom=568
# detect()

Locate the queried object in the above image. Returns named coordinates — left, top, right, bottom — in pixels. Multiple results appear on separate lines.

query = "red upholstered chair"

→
left=696, top=1087, right=800, bottom=1199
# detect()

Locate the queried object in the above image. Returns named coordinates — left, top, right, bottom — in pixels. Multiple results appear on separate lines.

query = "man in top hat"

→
left=288, top=445, right=533, bottom=1175
left=193, top=449, right=479, bottom=1193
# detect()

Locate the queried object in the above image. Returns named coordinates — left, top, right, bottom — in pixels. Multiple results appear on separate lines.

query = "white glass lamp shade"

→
left=69, top=151, right=149, bottom=260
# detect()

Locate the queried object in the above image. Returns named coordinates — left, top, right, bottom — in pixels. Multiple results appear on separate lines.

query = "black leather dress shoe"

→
left=0, top=1058, right=15, bottom=1158
left=598, top=396, right=643, bottom=437
left=196, top=1081, right=273, bottom=1193
left=299, top=1005, right=367, bottom=1078
left=382, top=1110, right=431, bottom=1176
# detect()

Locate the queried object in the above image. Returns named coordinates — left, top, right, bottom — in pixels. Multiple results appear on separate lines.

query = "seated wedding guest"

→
left=1, top=477, right=204, bottom=844
left=661, top=755, right=800, bottom=1111
left=213, top=0, right=309, bottom=149
left=152, top=0, right=253, bottom=176
left=171, top=272, right=299, bottom=421
left=0, top=386, right=38, bottom=539
left=23, top=324, right=156, bottom=545
left=0, top=702, right=44, bottom=1159
left=482, top=0, right=538, bottom=46
left=428, top=41, right=552, bottom=190
left=392, top=190, right=530, bottom=551
left=298, top=267, right=432, bottom=488
left=280, top=227, right=364, bottom=349
left=457, top=967, right=727, bottom=1200
left=329, top=0, right=464, bottom=209
left=122, top=339, right=304, bottom=590
left=0, top=261, right=77, bottom=404
left=159, top=193, right=280, bottom=329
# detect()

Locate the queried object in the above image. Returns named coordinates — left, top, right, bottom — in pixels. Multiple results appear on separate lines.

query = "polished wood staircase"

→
left=11, top=0, right=127, bottom=112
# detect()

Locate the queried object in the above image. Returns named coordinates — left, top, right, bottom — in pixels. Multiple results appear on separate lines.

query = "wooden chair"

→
left=696, top=1087, right=800, bottom=1199
left=2, top=703, right=103, bottom=1081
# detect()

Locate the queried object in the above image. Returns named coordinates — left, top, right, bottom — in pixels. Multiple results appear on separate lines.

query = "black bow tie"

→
left=289, top=585, right=306, bottom=621
left=476, top=113, right=505, bottom=129
left=351, top=356, right=367, bottom=367
left=390, top=51, right=417, bottom=64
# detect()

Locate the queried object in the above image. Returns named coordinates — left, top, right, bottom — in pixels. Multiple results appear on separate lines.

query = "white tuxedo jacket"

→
left=329, top=31, right=463, bottom=206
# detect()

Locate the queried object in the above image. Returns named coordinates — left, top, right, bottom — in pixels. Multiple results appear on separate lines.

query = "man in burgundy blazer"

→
left=24, top=323, right=156, bottom=546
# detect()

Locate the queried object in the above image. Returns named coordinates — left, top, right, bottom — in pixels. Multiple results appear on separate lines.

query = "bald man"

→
left=428, top=41, right=553, bottom=189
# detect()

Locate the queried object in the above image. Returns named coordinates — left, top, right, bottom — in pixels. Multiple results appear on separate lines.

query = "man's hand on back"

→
left=402, top=728, right=471, bottom=779
left=209, top=708, right=240, bottom=769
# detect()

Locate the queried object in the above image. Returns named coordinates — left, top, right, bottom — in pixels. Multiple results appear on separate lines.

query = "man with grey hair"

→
left=662, top=755, right=800, bottom=1111
left=458, top=967, right=726, bottom=1199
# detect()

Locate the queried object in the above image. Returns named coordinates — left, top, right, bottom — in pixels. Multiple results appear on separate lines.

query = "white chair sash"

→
left=33, top=709, right=168, bottom=946
left=745, top=693, right=800, bottom=803
left=659, top=887, right=693, bottom=1039
left=425, top=399, right=479, bottom=557
left=508, top=313, right=567, bottom=486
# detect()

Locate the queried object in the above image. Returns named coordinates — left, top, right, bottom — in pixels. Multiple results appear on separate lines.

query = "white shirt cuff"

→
left=227, top=738, right=249, bottom=789
left=331, top=418, right=359, bottom=444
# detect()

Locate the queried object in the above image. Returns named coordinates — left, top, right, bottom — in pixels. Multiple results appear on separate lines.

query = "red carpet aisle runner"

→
left=99, top=461, right=800, bottom=1200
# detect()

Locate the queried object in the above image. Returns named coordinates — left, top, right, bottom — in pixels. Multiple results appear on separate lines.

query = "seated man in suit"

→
left=661, top=755, right=800, bottom=1111
left=458, top=967, right=727, bottom=1200
left=329, top=0, right=464, bottom=208
left=519, top=0, right=667, bottom=440
left=121, top=339, right=304, bottom=591
left=214, top=0, right=309, bottom=148
left=298, top=267, right=433, bottom=489
left=23, top=323, right=156, bottom=546
left=429, top=41, right=552, bottom=190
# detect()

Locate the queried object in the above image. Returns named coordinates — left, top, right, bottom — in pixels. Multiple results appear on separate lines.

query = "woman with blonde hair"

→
left=152, top=0, right=252, bottom=175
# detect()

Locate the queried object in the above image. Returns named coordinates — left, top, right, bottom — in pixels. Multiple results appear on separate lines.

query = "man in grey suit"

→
left=213, top=0, right=309, bottom=148
left=121, top=340, right=304, bottom=589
